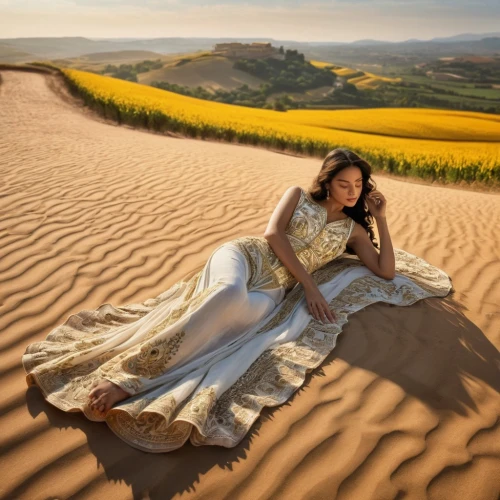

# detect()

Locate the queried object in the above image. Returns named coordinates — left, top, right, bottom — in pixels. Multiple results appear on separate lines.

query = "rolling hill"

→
left=0, top=43, right=37, bottom=63
left=137, top=54, right=267, bottom=92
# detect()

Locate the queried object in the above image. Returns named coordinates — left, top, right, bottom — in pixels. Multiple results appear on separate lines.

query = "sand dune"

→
left=1, top=70, right=499, bottom=500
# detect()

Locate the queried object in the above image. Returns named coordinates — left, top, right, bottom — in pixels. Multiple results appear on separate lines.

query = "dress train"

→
left=22, top=240, right=453, bottom=452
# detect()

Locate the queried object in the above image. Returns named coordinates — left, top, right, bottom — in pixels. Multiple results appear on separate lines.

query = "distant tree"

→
left=273, top=101, right=286, bottom=111
left=103, top=64, right=118, bottom=74
left=342, top=82, right=358, bottom=94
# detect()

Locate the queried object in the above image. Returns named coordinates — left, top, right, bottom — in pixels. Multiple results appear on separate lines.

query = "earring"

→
left=326, top=189, right=330, bottom=200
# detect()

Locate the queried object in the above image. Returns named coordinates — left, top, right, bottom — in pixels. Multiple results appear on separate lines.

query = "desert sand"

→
left=1, top=69, right=499, bottom=500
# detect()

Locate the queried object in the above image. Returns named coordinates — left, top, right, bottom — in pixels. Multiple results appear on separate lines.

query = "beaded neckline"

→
left=302, top=189, right=351, bottom=227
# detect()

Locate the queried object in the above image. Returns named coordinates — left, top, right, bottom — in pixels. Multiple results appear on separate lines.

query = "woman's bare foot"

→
left=88, top=379, right=131, bottom=417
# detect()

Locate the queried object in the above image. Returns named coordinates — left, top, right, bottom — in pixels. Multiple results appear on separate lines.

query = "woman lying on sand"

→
left=23, top=148, right=452, bottom=452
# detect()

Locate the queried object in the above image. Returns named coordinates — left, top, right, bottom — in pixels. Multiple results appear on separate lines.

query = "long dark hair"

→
left=307, top=148, right=379, bottom=254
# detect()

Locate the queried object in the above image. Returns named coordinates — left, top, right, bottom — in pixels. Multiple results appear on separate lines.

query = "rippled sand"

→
left=1, top=70, right=499, bottom=500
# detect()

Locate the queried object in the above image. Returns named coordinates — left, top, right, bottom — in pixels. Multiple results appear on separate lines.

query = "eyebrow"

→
left=337, top=177, right=363, bottom=182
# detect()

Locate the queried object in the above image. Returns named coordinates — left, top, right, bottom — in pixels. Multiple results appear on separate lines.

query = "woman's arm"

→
left=263, top=186, right=317, bottom=289
left=348, top=188, right=395, bottom=279
left=264, top=186, right=336, bottom=323
left=348, top=218, right=396, bottom=280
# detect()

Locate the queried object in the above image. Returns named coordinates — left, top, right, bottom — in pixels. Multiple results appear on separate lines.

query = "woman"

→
left=22, top=148, right=453, bottom=453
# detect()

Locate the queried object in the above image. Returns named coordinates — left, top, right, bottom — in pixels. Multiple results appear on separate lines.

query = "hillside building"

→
left=212, top=42, right=284, bottom=60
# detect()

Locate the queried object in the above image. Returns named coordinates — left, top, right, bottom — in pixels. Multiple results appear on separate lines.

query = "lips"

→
left=347, top=198, right=357, bottom=201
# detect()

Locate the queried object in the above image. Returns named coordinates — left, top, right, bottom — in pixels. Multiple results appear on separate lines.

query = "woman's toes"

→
left=87, top=381, right=131, bottom=416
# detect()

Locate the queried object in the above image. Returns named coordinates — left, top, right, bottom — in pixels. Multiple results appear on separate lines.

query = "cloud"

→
left=65, top=0, right=309, bottom=9
left=0, top=0, right=498, bottom=40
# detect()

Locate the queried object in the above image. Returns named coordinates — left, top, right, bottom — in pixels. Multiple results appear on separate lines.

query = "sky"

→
left=0, top=0, right=498, bottom=42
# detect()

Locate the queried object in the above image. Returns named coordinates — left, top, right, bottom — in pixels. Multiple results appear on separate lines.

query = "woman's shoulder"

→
left=347, top=220, right=365, bottom=241
left=285, top=185, right=304, bottom=198
left=278, top=185, right=304, bottom=209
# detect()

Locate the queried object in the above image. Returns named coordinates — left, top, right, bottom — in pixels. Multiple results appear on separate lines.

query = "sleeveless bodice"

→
left=230, top=187, right=356, bottom=292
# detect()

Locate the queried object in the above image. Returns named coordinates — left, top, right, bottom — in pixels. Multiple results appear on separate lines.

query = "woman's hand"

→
left=303, top=282, right=337, bottom=324
left=366, top=189, right=387, bottom=217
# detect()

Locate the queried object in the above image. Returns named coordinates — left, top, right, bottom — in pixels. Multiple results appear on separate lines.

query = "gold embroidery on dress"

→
left=142, top=280, right=223, bottom=341
left=190, top=252, right=452, bottom=447
left=121, top=330, right=186, bottom=378
left=24, top=249, right=451, bottom=450
left=177, top=386, right=217, bottom=428
left=230, top=188, right=355, bottom=295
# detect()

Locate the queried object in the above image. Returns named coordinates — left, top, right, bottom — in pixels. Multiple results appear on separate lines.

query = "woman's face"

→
left=327, top=166, right=363, bottom=206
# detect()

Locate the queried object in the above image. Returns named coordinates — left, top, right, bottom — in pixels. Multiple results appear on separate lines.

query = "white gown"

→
left=22, top=187, right=453, bottom=452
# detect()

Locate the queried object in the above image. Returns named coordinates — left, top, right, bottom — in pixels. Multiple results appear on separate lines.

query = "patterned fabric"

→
left=231, top=188, right=355, bottom=293
left=22, top=187, right=453, bottom=453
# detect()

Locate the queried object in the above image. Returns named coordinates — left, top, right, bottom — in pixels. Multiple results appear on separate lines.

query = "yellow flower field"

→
left=309, top=60, right=402, bottom=88
left=60, top=67, right=500, bottom=185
